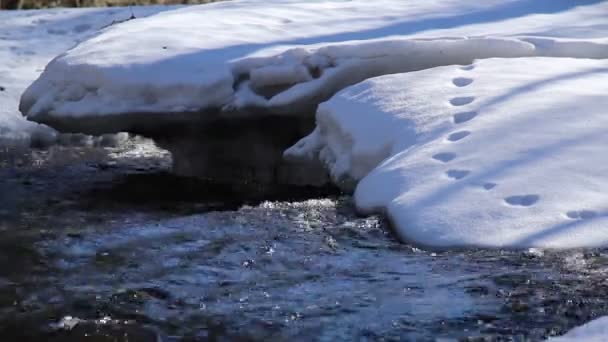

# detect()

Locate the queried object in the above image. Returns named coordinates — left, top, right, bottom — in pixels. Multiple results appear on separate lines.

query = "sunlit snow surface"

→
left=291, top=57, right=608, bottom=248
left=0, top=5, right=177, bottom=144
left=19, top=0, right=608, bottom=121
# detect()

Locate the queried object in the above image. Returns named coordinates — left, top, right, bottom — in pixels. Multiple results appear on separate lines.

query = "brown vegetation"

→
left=0, top=0, right=220, bottom=10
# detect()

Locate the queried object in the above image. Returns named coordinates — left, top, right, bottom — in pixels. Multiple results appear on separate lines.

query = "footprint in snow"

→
left=460, top=64, right=475, bottom=71
left=453, top=111, right=478, bottom=124
left=446, top=169, right=470, bottom=180
left=450, top=96, right=475, bottom=106
left=565, top=210, right=597, bottom=220
left=432, top=152, right=456, bottom=163
left=482, top=182, right=497, bottom=190
left=447, top=131, right=471, bottom=142
left=504, top=195, right=539, bottom=207
left=452, top=77, right=473, bottom=87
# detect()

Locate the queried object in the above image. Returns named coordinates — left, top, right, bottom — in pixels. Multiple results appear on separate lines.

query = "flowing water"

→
left=1, top=140, right=608, bottom=341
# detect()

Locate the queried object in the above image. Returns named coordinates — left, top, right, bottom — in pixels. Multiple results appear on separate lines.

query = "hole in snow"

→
left=450, top=96, right=476, bottom=106
left=483, top=182, right=497, bottom=190
left=453, top=111, right=478, bottom=124
left=432, top=152, right=456, bottom=163
left=566, top=210, right=597, bottom=220
left=504, top=195, right=539, bottom=207
left=446, top=169, right=470, bottom=180
left=452, top=77, right=473, bottom=87
left=447, top=131, right=471, bottom=142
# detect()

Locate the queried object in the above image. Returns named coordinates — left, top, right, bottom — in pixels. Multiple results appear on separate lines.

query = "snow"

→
left=0, top=5, right=176, bottom=145
left=9, top=0, right=608, bottom=248
left=19, top=0, right=608, bottom=125
left=288, top=57, right=608, bottom=249
left=550, top=317, right=608, bottom=342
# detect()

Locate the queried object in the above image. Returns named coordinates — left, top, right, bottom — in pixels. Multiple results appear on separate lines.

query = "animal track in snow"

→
left=482, top=182, right=497, bottom=190
left=432, top=152, right=456, bottom=163
left=452, top=77, right=473, bottom=87
left=504, top=195, right=539, bottom=207
left=446, top=169, right=470, bottom=180
left=565, top=210, right=597, bottom=220
left=453, top=111, right=478, bottom=124
left=447, top=131, right=471, bottom=142
left=450, top=96, right=475, bottom=106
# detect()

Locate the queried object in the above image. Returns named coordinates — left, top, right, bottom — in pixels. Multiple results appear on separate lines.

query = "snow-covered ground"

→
left=9, top=1, right=608, bottom=249
left=289, top=57, right=608, bottom=248
left=550, top=316, right=608, bottom=342
left=18, top=0, right=608, bottom=125
left=0, top=5, right=176, bottom=145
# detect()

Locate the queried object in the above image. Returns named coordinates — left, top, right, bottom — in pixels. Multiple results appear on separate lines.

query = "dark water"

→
left=1, top=140, right=608, bottom=341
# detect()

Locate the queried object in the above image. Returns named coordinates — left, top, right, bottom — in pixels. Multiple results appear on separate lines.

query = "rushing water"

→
left=1, top=140, right=608, bottom=341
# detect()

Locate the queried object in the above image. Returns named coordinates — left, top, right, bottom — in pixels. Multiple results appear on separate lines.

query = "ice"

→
left=289, top=57, right=608, bottom=248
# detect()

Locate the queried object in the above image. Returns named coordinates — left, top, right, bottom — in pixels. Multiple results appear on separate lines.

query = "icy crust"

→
left=20, top=0, right=608, bottom=129
left=287, top=57, right=608, bottom=248
left=550, top=317, right=608, bottom=342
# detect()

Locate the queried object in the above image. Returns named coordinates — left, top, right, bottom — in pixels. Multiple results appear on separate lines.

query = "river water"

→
left=1, top=139, right=607, bottom=341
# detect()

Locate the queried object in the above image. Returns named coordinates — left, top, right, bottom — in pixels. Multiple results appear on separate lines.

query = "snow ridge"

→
left=21, top=35, right=608, bottom=123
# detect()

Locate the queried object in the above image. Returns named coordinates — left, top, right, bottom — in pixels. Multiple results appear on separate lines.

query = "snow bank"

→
left=550, top=317, right=608, bottom=342
left=0, top=5, right=175, bottom=146
left=19, top=0, right=608, bottom=131
left=11, top=1, right=608, bottom=226
left=287, top=57, right=608, bottom=248
left=231, top=37, right=536, bottom=113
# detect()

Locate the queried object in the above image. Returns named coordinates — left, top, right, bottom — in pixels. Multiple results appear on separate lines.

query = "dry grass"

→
left=1, top=0, right=221, bottom=10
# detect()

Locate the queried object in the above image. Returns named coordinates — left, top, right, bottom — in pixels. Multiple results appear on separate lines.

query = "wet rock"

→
left=155, top=114, right=329, bottom=186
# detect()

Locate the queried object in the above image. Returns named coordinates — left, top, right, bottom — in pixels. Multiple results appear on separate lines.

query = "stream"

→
left=1, top=139, right=608, bottom=341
